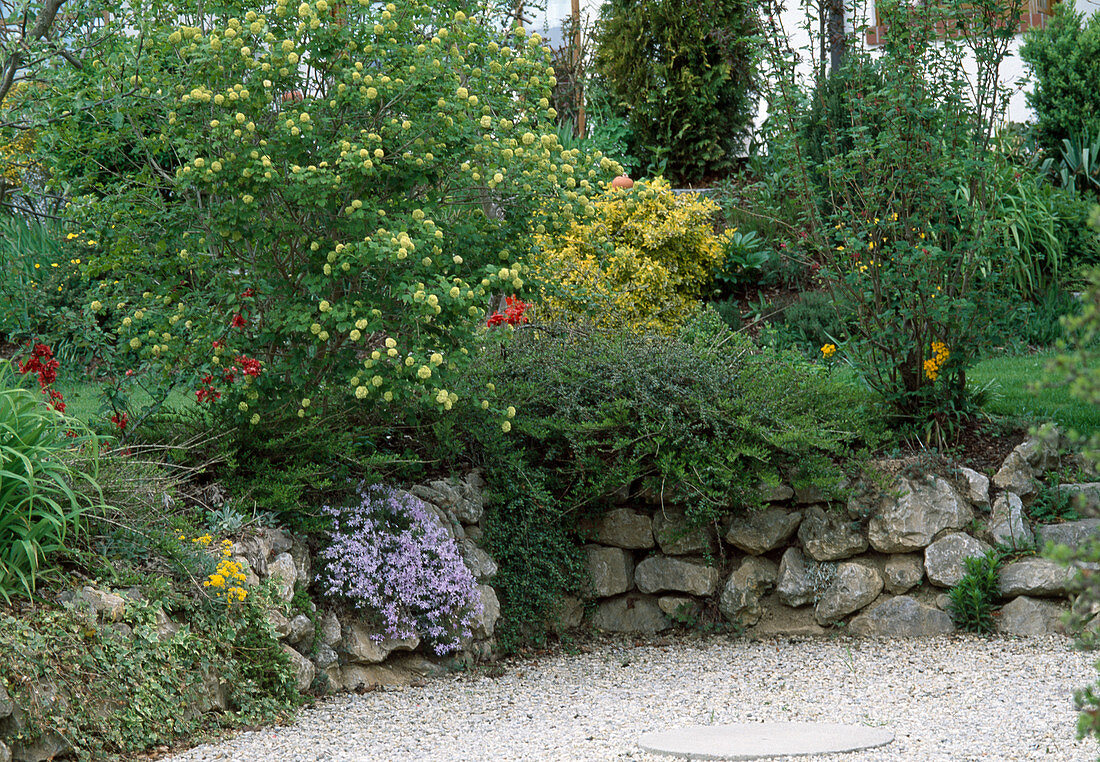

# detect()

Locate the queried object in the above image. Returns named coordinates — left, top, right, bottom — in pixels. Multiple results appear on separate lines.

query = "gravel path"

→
left=170, top=634, right=1099, bottom=761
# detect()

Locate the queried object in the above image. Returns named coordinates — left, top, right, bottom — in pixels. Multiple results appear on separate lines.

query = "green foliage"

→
left=712, top=229, right=770, bottom=296
left=1028, top=474, right=1080, bottom=523
left=584, top=77, right=641, bottom=177
left=0, top=215, right=98, bottom=353
left=946, top=549, right=1003, bottom=633
left=1047, top=538, right=1100, bottom=740
left=22, top=0, right=619, bottom=442
left=470, top=309, right=871, bottom=522
left=761, top=0, right=1022, bottom=426
left=1048, top=130, right=1100, bottom=196
left=769, top=290, right=851, bottom=355
left=480, top=456, right=585, bottom=653
left=0, top=361, right=103, bottom=602
left=0, top=590, right=298, bottom=760
left=993, top=166, right=1066, bottom=298
left=593, top=0, right=758, bottom=183
left=1021, top=1, right=1100, bottom=156
left=798, top=65, right=887, bottom=201
left=1045, top=234, right=1100, bottom=464
left=991, top=286, right=1079, bottom=349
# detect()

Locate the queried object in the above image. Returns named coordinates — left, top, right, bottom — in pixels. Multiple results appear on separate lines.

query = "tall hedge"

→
left=593, top=0, right=758, bottom=184
left=1021, top=1, right=1100, bottom=153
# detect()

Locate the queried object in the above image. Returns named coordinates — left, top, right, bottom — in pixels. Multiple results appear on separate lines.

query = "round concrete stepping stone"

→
left=638, top=722, right=894, bottom=760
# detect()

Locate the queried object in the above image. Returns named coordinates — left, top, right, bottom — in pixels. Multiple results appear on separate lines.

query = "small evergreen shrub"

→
left=947, top=550, right=1003, bottom=633
left=469, top=308, right=874, bottom=522
left=317, top=485, right=481, bottom=654
left=1021, top=1, right=1100, bottom=154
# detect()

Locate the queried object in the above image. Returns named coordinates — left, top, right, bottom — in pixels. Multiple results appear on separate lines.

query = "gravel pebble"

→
left=169, top=634, right=1098, bottom=761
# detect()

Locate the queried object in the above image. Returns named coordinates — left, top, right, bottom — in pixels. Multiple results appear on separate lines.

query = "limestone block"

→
left=924, top=533, right=993, bottom=588
left=586, top=545, right=634, bottom=598
left=814, top=562, right=883, bottom=624
left=849, top=595, right=955, bottom=637
left=634, top=556, right=720, bottom=597
left=867, top=476, right=972, bottom=553
left=725, top=509, right=802, bottom=555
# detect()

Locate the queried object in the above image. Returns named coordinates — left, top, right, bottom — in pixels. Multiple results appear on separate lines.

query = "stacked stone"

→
left=248, top=473, right=502, bottom=695
left=577, top=431, right=1100, bottom=639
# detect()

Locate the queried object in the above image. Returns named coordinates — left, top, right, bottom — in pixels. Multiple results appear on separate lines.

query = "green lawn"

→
left=53, top=379, right=194, bottom=428
left=41, top=351, right=1100, bottom=442
left=968, top=351, right=1100, bottom=439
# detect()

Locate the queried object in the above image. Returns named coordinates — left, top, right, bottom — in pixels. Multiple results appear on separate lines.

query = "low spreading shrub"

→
left=470, top=307, right=877, bottom=528
left=0, top=583, right=298, bottom=760
left=317, top=484, right=481, bottom=654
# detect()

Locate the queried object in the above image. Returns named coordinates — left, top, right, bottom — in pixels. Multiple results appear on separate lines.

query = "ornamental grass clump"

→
left=317, top=484, right=481, bottom=654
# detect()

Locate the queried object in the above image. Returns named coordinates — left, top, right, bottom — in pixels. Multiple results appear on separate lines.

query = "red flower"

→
left=110, top=412, right=128, bottom=431
left=18, top=342, right=65, bottom=411
left=240, top=288, right=255, bottom=298
left=196, top=387, right=221, bottom=403
left=487, top=296, right=531, bottom=327
left=230, top=313, right=247, bottom=328
left=235, top=355, right=262, bottom=377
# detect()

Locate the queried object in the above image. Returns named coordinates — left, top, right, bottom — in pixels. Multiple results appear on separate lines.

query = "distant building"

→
left=778, top=0, right=1100, bottom=124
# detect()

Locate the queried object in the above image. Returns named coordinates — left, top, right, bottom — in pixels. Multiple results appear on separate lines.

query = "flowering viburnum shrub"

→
left=533, top=178, right=730, bottom=333
left=30, top=1, right=621, bottom=429
left=317, top=485, right=481, bottom=654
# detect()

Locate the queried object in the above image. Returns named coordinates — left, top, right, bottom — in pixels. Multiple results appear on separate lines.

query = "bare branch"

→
left=0, top=0, right=71, bottom=104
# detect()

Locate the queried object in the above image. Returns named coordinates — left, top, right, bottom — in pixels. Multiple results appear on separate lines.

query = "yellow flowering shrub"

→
left=533, top=178, right=730, bottom=334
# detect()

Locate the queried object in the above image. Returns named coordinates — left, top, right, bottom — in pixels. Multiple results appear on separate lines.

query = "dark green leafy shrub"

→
left=947, top=549, right=1003, bottom=633
left=773, top=290, right=851, bottom=354
left=481, top=456, right=586, bottom=653
left=1021, top=1, right=1100, bottom=155
left=798, top=65, right=887, bottom=203
left=593, top=0, right=758, bottom=183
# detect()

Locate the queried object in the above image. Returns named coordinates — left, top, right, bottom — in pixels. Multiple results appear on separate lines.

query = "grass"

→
left=823, top=350, right=1098, bottom=440
left=968, top=351, right=1100, bottom=439
left=52, top=379, right=194, bottom=428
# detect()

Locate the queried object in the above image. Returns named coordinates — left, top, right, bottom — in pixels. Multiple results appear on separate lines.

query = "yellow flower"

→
left=821, top=343, right=837, bottom=359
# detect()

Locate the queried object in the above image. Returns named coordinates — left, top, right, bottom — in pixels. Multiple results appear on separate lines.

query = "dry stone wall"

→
left=8, top=435, right=1097, bottom=761
left=574, top=431, right=1099, bottom=641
